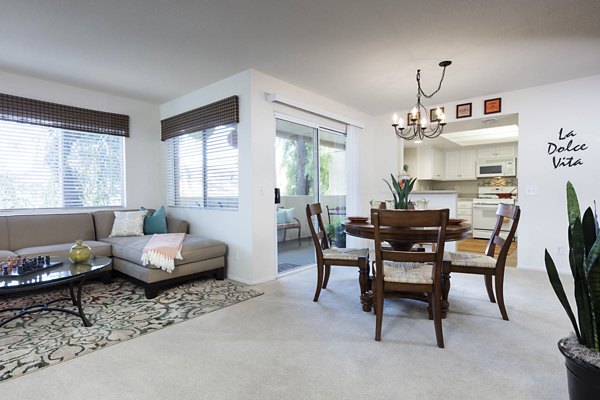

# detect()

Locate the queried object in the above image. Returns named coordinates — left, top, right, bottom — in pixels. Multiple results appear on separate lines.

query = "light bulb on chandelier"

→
left=392, top=60, right=452, bottom=141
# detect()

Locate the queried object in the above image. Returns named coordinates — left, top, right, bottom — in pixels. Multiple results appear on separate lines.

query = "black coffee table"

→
left=0, top=256, right=112, bottom=327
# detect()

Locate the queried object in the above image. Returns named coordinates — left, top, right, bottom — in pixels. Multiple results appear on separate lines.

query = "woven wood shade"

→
left=161, top=96, right=239, bottom=141
left=0, top=93, right=129, bottom=137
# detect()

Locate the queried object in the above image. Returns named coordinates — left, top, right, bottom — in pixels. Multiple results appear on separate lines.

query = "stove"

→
left=472, top=186, right=517, bottom=239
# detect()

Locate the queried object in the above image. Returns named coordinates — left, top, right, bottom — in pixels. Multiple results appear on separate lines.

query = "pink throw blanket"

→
left=141, top=233, right=185, bottom=273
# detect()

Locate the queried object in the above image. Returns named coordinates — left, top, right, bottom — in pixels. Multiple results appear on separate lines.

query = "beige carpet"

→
left=0, top=266, right=571, bottom=400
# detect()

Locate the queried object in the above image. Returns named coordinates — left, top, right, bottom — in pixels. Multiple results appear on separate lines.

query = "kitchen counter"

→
left=412, top=190, right=458, bottom=194
left=408, top=190, right=459, bottom=251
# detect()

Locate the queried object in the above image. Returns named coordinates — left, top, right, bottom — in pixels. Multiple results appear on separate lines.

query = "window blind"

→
left=166, top=124, right=238, bottom=210
left=0, top=120, right=124, bottom=209
left=0, top=93, right=129, bottom=137
left=161, top=96, right=239, bottom=141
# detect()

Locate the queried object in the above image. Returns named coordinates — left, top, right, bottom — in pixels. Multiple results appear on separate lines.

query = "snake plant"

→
left=545, top=181, right=600, bottom=351
left=383, top=174, right=417, bottom=210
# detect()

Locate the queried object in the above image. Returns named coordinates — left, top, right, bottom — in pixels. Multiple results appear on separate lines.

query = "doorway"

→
left=275, top=117, right=347, bottom=275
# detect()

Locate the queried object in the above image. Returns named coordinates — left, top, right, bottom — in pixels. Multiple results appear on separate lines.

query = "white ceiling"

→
left=1, top=1, right=599, bottom=115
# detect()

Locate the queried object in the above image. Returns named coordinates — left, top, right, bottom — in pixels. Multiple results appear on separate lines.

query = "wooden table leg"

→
left=358, top=258, right=373, bottom=312
left=441, top=267, right=451, bottom=319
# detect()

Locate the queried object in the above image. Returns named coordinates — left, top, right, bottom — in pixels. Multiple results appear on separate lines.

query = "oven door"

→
left=472, top=202, right=513, bottom=239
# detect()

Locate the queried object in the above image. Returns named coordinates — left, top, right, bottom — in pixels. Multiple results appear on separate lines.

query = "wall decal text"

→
left=547, top=128, right=588, bottom=169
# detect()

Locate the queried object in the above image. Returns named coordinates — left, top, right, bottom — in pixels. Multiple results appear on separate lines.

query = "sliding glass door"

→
left=275, top=117, right=346, bottom=274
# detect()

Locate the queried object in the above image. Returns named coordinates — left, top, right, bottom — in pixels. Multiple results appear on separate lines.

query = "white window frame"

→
left=166, top=123, right=239, bottom=210
left=0, top=120, right=125, bottom=210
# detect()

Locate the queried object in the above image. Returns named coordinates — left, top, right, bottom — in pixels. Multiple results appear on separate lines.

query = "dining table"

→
left=342, top=217, right=471, bottom=316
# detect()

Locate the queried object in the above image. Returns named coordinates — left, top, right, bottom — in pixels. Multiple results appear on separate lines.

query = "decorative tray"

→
left=448, top=218, right=466, bottom=225
left=1, top=258, right=63, bottom=277
left=347, top=216, right=369, bottom=223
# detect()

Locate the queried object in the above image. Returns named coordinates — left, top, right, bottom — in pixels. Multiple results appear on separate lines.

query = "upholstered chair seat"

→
left=443, top=252, right=497, bottom=268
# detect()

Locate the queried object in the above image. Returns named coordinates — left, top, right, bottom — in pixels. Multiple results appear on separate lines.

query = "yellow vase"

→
left=69, top=240, right=91, bottom=263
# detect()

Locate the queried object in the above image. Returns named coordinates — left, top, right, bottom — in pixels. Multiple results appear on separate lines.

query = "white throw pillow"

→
left=109, top=210, right=147, bottom=237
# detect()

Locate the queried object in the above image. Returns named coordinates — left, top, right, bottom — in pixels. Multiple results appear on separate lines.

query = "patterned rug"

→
left=0, top=277, right=262, bottom=382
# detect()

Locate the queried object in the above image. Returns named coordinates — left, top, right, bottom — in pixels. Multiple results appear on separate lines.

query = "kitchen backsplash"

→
left=416, top=178, right=517, bottom=198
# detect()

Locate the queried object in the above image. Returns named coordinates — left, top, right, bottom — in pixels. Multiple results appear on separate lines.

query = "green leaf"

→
left=570, top=217, right=594, bottom=346
left=567, top=181, right=581, bottom=226
left=383, top=179, right=398, bottom=205
left=545, top=249, right=581, bottom=341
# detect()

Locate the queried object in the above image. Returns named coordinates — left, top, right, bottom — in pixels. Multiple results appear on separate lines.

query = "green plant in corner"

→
left=544, top=181, right=600, bottom=351
left=383, top=174, right=417, bottom=209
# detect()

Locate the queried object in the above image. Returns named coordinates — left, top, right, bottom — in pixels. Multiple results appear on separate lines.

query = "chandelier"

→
left=392, top=60, right=452, bottom=141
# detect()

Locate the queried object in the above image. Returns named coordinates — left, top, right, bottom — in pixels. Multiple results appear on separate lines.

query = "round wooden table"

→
left=343, top=219, right=471, bottom=316
left=343, top=220, right=471, bottom=250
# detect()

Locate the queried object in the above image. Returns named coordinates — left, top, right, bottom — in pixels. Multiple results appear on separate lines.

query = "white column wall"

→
left=0, top=70, right=162, bottom=213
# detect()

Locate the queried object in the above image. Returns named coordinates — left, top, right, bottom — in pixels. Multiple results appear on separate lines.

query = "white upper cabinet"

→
left=445, top=149, right=477, bottom=180
left=477, top=144, right=516, bottom=159
left=417, top=147, right=444, bottom=180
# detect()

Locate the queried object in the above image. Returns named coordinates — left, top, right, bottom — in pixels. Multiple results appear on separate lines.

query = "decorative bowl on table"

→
left=448, top=218, right=465, bottom=225
left=347, top=216, right=369, bottom=223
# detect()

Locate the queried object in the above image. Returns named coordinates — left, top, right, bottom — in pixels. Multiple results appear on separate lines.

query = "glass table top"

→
left=0, top=256, right=112, bottom=290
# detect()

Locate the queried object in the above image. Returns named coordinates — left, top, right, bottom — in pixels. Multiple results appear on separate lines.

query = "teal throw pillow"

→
left=140, top=206, right=168, bottom=234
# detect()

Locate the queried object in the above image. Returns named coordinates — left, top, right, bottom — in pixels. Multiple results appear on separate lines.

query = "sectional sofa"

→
left=0, top=210, right=227, bottom=298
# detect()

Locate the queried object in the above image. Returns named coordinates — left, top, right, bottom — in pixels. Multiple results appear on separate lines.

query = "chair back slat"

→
left=306, top=203, right=331, bottom=261
left=372, top=209, right=449, bottom=281
left=485, top=204, right=521, bottom=268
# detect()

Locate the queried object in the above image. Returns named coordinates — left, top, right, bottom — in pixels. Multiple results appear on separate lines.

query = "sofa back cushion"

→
left=6, top=213, right=95, bottom=251
left=92, top=209, right=154, bottom=239
left=0, top=217, right=9, bottom=250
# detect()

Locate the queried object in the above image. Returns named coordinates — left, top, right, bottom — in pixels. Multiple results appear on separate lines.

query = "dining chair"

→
left=371, top=208, right=449, bottom=348
left=306, top=203, right=370, bottom=310
left=442, top=203, right=521, bottom=321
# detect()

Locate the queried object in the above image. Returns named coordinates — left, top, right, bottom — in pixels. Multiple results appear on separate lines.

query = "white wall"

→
left=160, top=69, right=376, bottom=284
left=373, top=74, right=600, bottom=273
left=0, top=70, right=162, bottom=213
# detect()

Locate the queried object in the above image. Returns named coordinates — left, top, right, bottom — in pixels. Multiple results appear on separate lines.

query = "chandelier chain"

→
left=417, top=66, right=448, bottom=99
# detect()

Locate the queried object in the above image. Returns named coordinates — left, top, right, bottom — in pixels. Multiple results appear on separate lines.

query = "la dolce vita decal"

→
left=547, top=128, right=588, bottom=168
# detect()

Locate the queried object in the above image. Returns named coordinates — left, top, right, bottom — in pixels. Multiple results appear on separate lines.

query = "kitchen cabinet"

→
left=477, top=144, right=516, bottom=159
left=457, top=199, right=473, bottom=228
left=417, top=147, right=444, bottom=180
left=445, top=149, right=477, bottom=180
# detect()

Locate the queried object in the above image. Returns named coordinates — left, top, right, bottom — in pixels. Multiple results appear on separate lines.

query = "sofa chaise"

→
left=0, top=210, right=227, bottom=298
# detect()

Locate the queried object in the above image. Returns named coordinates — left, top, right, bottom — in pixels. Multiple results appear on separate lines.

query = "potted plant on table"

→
left=383, top=174, right=417, bottom=209
left=544, top=181, right=600, bottom=399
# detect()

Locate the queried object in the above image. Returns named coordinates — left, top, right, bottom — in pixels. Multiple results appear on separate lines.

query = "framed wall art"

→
left=456, top=103, right=472, bottom=119
left=484, top=98, right=502, bottom=114
left=429, top=107, right=445, bottom=121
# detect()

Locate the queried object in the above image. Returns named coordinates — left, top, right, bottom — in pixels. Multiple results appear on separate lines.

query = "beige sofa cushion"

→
left=93, top=209, right=189, bottom=239
left=0, top=250, right=18, bottom=258
left=0, top=216, right=9, bottom=250
left=6, top=213, right=95, bottom=251
left=101, top=235, right=226, bottom=268
left=14, top=241, right=112, bottom=258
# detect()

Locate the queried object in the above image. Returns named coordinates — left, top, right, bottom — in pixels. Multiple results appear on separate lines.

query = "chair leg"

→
left=374, top=281, right=384, bottom=341
left=313, top=262, right=324, bottom=302
left=485, top=275, right=496, bottom=303
left=322, top=265, right=331, bottom=288
left=432, top=292, right=445, bottom=348
left=495, top=275, right=509, bottom=321
left=298, top=226, right=301, bottom=247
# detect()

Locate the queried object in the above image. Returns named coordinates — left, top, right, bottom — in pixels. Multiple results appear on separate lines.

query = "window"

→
left=0, top=93, right=127, bottom=210
left=162, top=96, right=239, bottom=210
left=166, top=124, right=238, bottom=209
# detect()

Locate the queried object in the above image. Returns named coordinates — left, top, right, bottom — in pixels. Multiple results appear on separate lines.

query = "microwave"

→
left=476, top=158, right=516, bottom=177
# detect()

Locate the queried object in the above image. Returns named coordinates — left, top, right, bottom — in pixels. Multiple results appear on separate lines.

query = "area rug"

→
left=0, top=277, right=262, bottom=382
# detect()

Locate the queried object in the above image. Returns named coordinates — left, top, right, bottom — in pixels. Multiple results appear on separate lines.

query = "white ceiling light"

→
left=440, top=125, right=518, bottom=146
